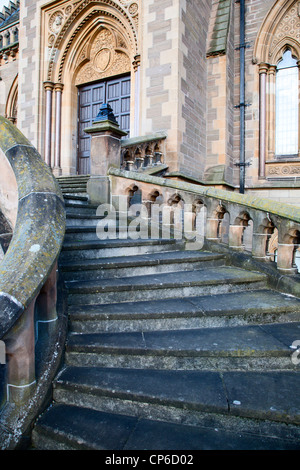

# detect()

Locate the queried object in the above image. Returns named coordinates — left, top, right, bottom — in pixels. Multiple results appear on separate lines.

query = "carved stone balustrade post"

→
left=146, top=153, right=154, bottom=166
left=228, top=224, right=245, bottom=250
left=276, top=242, right=298, bottom=274
left=251, top=232, right=269, bottom=260
left=206, top=217, right=221, bottom=241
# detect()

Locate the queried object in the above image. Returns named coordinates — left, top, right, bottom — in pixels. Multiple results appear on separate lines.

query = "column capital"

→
left=54, top=82, right=64, bottom=92
left=43, top=81, right=55, bottom=92
left=133, top=54, right=141, bottom=72
left=258, top=63, right=269, bottom=74
left=268, top=65, right=277, bottom=75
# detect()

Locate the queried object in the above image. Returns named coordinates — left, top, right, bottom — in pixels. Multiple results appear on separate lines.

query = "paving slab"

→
left=32, top=404, right=137, bottom=450
left=67, top=324, right=294, bottom=357
left=32, top=403, right=300, bottom=450
left=192, top=289, right=300, bottom=316
left=66, top=267, right=267, bottom=293
left=55, top=367, right=228, bottom=414
left=223, top=371, right=300, bottom=424
left=124, top=417, right=300, bottom=451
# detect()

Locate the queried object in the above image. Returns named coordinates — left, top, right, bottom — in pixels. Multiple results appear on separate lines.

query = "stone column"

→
left=259, top=64, right=268, bottom=178
left=298, top=61, right=300, bottom=157
left=44, top=81, right=54, bottom=167
left=84, top=103, right=128, bottom=204
left=267, top=65, right=276, bottom=160
left=53, top=83, right=64, bottom=176
left=133, top=54, right=141, bottom=137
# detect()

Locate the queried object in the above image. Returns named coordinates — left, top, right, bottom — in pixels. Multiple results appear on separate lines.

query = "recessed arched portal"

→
left=41, top=1, right=139, bottom=175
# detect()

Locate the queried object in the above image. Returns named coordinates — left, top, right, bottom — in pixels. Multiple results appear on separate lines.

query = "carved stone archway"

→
left=253, top=0, right=300, bottom=178
left=5, top=75, right=18, bottom=126
left=41, top=0, right=139, bottom=175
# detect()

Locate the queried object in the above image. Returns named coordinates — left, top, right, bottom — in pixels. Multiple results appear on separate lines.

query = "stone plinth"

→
left=84, top=104, right=128, bottom=204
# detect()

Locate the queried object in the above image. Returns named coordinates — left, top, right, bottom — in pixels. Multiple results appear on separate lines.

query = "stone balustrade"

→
left=120, top=132, right=167, bottom=171
left=109, top=168, right=300, bottom=290
left=0, top=25, right=18, bottom=64
left=0, top=117, right=66, bottom=449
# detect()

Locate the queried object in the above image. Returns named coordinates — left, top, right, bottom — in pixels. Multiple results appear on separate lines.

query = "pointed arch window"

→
left=275, top=49, right=299, bottom=157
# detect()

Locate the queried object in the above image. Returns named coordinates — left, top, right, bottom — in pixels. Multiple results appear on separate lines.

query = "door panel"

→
left=77, top=75, right=130, bottom=175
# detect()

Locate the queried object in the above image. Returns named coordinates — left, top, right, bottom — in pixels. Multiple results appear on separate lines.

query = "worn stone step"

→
left=65, top=213, right=106, bottom=227
left=60, top=238, right=186, bottom=261
left=53, top=366, right=300, bottom=428
left=31, top=403, right=300, bottom=450
left=65, top=202, right=99, bottom=215
left=63, top=225, right=129, bottom=242
left=65, top=322, right=300, bottom=371
left=63, top=194, right=89, bottom=206
left=66, top=267, right=267, bottom=305
left=61, top=188, right=87, bottom=195
left=58, top=178, right=89, bottom=184
left=68, top=289, right=300, bottom=333
left=59, top=185, right=89, bottom=190
left=60, top=251, right=226, bottom=280
left=58, top=175, right=90, bottom=179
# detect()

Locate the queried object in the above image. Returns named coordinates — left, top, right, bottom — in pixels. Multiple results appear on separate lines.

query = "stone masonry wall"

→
left=18, top=0, right=39, bottom=148
left=141, top=0, right=212, bottom=180
left=180, top=0, right=211, bottom=180
left=141, top=0, right=180, bottom=173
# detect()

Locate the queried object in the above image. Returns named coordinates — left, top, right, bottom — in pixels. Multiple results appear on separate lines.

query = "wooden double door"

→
left=77, top=75, right=130, bottom=174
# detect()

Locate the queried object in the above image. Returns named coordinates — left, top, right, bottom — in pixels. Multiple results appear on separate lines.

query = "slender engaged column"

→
left=259, top=64, right=268, bottom=178
left=44, top=81, right=54, bottom=167
left=267, top=66, right=276, bottom=160
left=53, top=83, right=64, bottom=176
left=133, top=54, right=141, bottom=137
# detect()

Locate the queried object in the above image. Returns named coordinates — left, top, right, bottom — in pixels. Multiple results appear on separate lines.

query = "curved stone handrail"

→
left=0, top=117, right=65, bottom=338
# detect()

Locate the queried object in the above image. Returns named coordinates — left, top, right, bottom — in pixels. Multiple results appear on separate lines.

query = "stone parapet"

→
left=109, top=168, right=300, bottom=282
left=0, top=117, right=66, bottom=449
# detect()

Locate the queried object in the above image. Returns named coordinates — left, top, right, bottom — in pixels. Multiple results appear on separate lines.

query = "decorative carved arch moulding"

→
left=253, top=0, right=300, bottom=66
left=44, top=0, right=139, bottom=83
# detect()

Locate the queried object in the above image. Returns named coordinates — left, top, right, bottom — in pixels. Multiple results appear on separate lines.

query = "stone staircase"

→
left=31, top=176, right=300, bottom=450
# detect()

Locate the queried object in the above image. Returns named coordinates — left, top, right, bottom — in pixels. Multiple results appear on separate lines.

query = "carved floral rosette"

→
left=267, top=164, right=300, bottom=177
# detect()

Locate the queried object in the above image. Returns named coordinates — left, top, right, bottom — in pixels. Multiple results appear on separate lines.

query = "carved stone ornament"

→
left=75, top=27, right=131, bottom=85
left=45, top=0, right=139, bottom=82
left=269, top=2, right=300, bottom=58
left=267, top=164, right=300, bottom=176
left=49, top=11, right=64, bottom=34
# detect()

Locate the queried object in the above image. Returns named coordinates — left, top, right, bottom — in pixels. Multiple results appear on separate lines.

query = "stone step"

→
left=60, top=251, right=226, bottom=280
left=58, top=178, right=89, bottom=184
left=60, top=238, right=186, bottom=261
left=52, top=366, right=300, bottom=429
left=66, top=213, right=106, bottom=227
left=31, top=403, right=300, bottom=450
left=66, top=267, right=267, bottom=306
left=56, top=175, right=90, bottom=181
left=63, top=225, right=128, bottom=242
left=64, top=202, right=99, bottom=215
left=65, top=322, right=300, bottom=371
left=68, top=289, right=300, bottom=333
left=63, top=194, right=89, bottom=206
left=59, top=181, right=88, bottom=188
left=61, top=188, right=88, bottom=195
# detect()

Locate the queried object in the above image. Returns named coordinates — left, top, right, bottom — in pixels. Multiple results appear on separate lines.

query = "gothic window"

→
left=275, top=49, right=299, bottom=157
